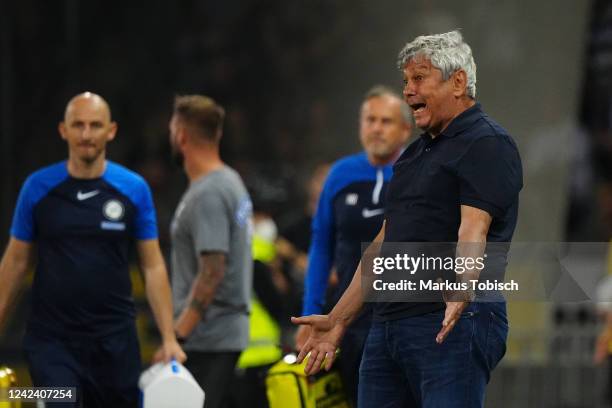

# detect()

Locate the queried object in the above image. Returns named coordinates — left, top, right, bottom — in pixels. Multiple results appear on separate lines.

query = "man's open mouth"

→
left=410, top=103, right=427, bottom=113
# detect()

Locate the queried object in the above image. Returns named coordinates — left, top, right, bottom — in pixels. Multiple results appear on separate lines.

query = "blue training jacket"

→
left=302, top=152, right=393, bottom=315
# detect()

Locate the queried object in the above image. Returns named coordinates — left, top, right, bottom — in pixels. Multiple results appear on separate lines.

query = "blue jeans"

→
left=337, top=309, right=372, bottom=407
left=358, top=303, right=508, bottom=408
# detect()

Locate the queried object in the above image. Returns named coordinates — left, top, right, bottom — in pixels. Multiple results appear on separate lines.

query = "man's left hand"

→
left=436, top=301, right=469, bottom=344
left=152, top=339, right=187, bottom=364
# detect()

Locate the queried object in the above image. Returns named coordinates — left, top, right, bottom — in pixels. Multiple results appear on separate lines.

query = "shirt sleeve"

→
left=10, top=176, right=37, bottom=241
left=302, top=171, right=337, bottom=315
left=134, top=180, right=159, bottom=240
left=457, top=135, right=523, bottom=218
left=190, top=190, right=230, bottom=254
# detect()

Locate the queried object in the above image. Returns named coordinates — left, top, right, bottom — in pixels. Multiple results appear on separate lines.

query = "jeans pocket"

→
left=485, top=311, right=508, bottom=371
left=490, top=309, right=508, bottom=326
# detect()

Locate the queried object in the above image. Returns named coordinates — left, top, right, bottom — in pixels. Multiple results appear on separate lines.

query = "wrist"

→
left=174, top=331, right=187, bottom=345
left=188, top=298, right=207, bottom=316
left=160, top=330, right=178, bottom=344
left=328, top=310, right=351, bottom=331
left=461, top=288, right=476, bottom=302
left=174, top=306, right=201, bottom=340
left=174, top=323, right=189, bottom=343
left=446, top=290, right=475, bottom=303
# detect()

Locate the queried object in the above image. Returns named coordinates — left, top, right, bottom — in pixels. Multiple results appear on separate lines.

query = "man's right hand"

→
left=291, top=314, right=345, bottom=375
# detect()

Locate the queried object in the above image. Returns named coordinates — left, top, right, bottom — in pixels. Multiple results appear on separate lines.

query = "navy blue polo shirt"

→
left=376, top=103, right=523, bottom=320
left=10, top=161, right=158, bottom=338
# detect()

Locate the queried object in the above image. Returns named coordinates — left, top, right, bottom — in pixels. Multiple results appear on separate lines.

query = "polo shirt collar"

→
left=420, top=102, right=483, bottom=141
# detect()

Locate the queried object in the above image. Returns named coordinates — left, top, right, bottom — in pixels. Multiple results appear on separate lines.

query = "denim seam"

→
left=466, top=314, right=476, bottom=406
left=485, top=313, right=493, bottom=371
left=385, top=321, right=397, bottom=373
left=485, top=311, right=509, bottom=371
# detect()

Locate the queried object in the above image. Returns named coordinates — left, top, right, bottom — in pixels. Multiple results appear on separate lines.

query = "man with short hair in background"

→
left=0, top=92, right=185, bottom=408
left=296, top=85, right=412, bottom=406
left=167, top=95, right=253, bottom=408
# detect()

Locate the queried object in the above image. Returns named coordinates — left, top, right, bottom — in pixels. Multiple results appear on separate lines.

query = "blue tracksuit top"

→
left=302, top=152, right=394, bottom=315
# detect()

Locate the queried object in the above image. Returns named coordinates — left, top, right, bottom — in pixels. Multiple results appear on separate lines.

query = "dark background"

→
left=0, top=0, right=596, bottom=245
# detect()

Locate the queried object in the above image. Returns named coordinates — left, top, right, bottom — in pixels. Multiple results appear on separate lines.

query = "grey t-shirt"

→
left=171, top=166, right=253, bottom=351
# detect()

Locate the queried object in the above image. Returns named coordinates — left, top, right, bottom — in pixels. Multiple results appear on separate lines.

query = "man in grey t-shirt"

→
left=168, top=94, right=253, bottom=408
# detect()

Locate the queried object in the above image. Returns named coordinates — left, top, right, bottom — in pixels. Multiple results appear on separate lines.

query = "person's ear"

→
left=176, top=127, right=188, bottom=147
left=59, top=122, right=67, bottom=141
left=452, top=69, right=468, bottom=97
left=107, top=121, right=118, bottom=142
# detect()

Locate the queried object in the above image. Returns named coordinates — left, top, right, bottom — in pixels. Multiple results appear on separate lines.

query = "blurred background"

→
left=1, top=0, right=611, bottom=406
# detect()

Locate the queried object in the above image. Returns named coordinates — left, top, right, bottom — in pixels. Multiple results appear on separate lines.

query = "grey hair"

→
left=364, top=85, right=413, bottom=124
left=397, top=30, right=477, bottom=98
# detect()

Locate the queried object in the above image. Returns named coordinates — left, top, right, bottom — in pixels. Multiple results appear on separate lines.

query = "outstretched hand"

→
left=291, top=314, right=345, bottom=375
